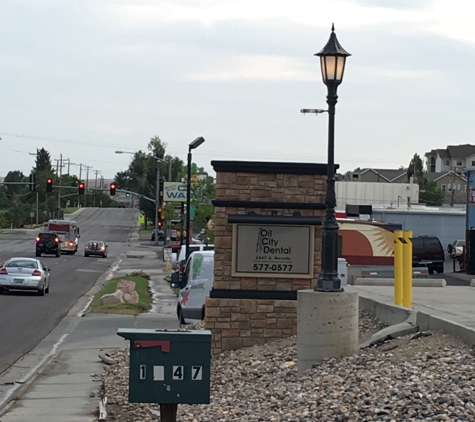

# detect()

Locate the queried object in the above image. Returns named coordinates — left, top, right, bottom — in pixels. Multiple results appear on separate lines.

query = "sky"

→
left=1, top=0, right=475, bottom=180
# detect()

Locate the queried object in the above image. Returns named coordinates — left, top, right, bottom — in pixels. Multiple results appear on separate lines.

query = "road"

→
left=0, top=207, right=137, bottom=374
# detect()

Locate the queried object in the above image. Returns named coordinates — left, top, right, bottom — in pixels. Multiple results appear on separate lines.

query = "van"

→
left=412, top=235, right=445, bottom=274
left=172, top=250, right=214, bottom=325
left=173, top=244, right=214, bottom=272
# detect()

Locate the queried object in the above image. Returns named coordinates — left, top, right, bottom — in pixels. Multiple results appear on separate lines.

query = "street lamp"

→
left=185, top=137, right=206, bottom=260
left=315, top=24, right=351, bottom=292
left=115, top=150, right=172, bottom=246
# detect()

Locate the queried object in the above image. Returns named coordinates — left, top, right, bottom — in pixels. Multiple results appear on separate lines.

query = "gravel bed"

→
left=96, top=312, right=475, bottom=421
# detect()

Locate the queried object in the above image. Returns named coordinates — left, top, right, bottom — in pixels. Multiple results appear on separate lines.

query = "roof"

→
left=436, top=149, right=450, bottom=159
left=354, top=168, right=407, bottom=182
left=447, top=144, right=475, bottom=159
left=424, top=171, right=467, bottom=182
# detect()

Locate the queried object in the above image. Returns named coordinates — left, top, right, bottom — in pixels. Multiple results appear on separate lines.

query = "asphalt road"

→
left=0, top=207, right=138, bottom=374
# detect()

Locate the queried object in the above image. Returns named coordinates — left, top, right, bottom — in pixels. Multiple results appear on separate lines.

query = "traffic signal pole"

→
left=154, top=163, right=160, bottom=246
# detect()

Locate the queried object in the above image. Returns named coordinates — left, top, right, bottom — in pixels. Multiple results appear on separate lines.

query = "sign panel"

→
left=232, top=224, right=314, bottom=278
left=164, top=182, right=187, bottom=202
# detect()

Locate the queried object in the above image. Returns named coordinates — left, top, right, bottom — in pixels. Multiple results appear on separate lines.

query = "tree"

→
left=407, top=153, right=425, bottom=184
left=34, top=148, right=54, bottom=172
left=419, top=179, right=445, bottom=206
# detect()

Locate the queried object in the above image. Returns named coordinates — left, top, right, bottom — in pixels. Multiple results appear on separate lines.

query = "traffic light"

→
left=125, top=192, right=130, bottom=197
left=46, top=178, right=53, bottom=193
left=78, top=182, right=85, bottom=195
left=158, top=177, right=164, bottom=202
left=158, top=220, right=163, bottom=228
left=29, top=173, right=36, bottom=192
left=110, top=183, right=116, bottom=196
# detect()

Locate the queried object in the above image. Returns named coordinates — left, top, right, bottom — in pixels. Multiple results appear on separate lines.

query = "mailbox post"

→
left=118, top=328, right=212, bottom=422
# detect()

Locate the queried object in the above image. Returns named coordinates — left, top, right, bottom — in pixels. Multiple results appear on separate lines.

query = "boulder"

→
left=101, top=290, right=124, bottom=305
left=123, top=291, right=139, bottom=304
left=117, top=279, right=136, bottom=294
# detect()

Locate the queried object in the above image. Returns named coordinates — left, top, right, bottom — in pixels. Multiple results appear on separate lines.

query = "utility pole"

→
left=94, top=170, right=101, bottom=207
left=84, top=165, right=93, bottom=207
left=29, top=151, right=39, bottom=225
left=451, top=168, right=457, bottom=207
left=53, top=155, right=66, bottom=219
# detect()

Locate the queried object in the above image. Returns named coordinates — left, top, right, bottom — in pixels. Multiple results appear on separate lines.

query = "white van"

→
left=173, top=243, right=214, bottom=272
left=171, top=250, right=214, bottom=325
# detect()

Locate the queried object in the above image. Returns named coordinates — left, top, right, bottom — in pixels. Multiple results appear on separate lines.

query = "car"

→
left=412, top=235, right=445, bottom=274
left=150, top=229, right=165, bottom=242
left=172, top=250, right=215, bottom=325
left=84, top=240, right=108, bottom=258
left=35, top=232, right=61, bottom=257
left=174, top=243, right=214, bottom=274
left=448, top=239, right=465, bottom=258
left=118, top=202, right=126, bottom=208
left=0, top=257, right=51, bottom=295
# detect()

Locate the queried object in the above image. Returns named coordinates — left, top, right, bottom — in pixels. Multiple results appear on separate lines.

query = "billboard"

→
left=164, top=182, right=187, bottom=202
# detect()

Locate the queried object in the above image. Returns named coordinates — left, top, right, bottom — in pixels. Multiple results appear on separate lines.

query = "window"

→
left=445, top=160, right=450, bottom=165
left=352, top=174, right=359, bottom=181
left=441, top=184, right=446, bottom=191
left=457, top=160, right=463, bottom=166
left=472, top=161, right=475, bottom=166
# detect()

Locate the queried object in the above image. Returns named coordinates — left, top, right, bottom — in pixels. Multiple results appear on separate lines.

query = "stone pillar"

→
left=297, top=290, right=359, bottom=372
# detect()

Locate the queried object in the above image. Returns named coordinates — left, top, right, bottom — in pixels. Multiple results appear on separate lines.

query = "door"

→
left=185, top=254, right=214, bottom=320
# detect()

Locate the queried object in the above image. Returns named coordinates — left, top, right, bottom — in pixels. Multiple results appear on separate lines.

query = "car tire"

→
left=38, top=285, right=45, bottom=296
left=201, top=306, right=206, bottom=321
left=35, top=252, right=41, bottom=257
left=84, top=253, right=88, bottom=257
left=437, top=266, right=444, bottom=274
left=45, top=283, right=50, bottom=294
left=56, top=250, right=60, bottom=257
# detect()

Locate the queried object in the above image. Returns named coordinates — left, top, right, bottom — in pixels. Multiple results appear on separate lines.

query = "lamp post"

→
left=315, top=24, right=351, bottom=292
left=115, top=150, right=172, bottom=246
left=185, top=137, right=205, bottom=260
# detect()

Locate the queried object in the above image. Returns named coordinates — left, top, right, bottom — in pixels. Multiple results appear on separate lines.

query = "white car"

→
left=448, top=239, right=465, bottom=258
left=172, top=250, right=214, bottom=325
left=0, top=257, right=51, bottom=296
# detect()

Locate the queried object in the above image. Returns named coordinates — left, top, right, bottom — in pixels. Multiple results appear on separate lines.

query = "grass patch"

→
left=0, top=230, right=27, bottom=235
left=63, top=207, right=79, bottom=214
left=139, top=228, right=153, bottom=234
left=90, top=275, right=152, bottom=316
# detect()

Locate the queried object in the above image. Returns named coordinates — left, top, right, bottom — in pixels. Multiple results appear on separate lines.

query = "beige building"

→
left=425, top=144, right=475, bottom=174
left=425, top=171, right=467, bottom=204
left=345, top=168, right=408, bottom=183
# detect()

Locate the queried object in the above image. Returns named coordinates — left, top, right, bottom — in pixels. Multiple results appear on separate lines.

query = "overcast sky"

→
left=1, top=0, right=474, bottom=180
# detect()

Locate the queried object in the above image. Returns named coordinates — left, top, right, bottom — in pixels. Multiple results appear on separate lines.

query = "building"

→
left=425, top=144, right=475, bottom=174
left=425, top=171, right=467, bottom=205
left=344, top=168, right=408, bottom=183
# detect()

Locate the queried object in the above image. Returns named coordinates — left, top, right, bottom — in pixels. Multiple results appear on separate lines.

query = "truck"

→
left=44, top=219, right=81, bottom=255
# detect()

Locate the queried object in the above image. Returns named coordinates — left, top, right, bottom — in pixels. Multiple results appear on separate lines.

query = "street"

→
left=0, top=208, right=138, bottom=374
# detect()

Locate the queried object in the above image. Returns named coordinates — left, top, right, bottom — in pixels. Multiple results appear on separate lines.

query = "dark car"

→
left=412, top=235, right=445, bottom=274
left=84, top=240, right=108, bottom=258
left=36, top=233, right=61, bottom=257
left=118, top=202, right=126, bottom=208
left=150, top=229, right=165, bottom=242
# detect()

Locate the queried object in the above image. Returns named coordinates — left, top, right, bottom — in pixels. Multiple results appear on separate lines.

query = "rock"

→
left=123, top=291, right=139, bottom=304
left=99, top=354, right=115, bottom=365
left=279, top=361, right=296, bottom=369
left=101, top=290, right=124, bottom=304
left=117, top=279, right=136, bottom=294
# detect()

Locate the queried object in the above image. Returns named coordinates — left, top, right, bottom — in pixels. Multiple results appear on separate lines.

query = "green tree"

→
left=34, top=148, right=54, bottom=172
left=407, top=153, right=425, bottom=184
left=419, top=179, right=445, bottom=206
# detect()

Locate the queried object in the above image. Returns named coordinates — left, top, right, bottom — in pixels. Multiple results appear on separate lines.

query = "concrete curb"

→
left=359, top=294, right=475, bottom=349
left=354, top=278, right=446, bottom=287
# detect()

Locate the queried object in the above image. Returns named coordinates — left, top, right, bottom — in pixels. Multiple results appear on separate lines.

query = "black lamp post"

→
left=185, top=137, right=206, bottom=260
left=315, top=24, right=351, bottom=292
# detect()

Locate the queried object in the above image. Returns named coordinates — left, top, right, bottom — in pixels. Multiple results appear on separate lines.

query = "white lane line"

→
left=0, top=333, right=68, bottom=409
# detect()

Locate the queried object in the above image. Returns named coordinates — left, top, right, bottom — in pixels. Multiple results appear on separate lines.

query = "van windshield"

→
left=191, top=255, right=214, bottom=281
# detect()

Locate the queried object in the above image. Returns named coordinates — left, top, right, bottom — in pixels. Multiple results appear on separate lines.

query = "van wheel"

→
left=201, top=306, right=206, bottom=321
left=56, top=250, right=60, bottom=257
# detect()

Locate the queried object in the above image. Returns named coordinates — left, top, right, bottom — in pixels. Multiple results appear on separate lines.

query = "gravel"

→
left=96, top=311, right=475, bottom=421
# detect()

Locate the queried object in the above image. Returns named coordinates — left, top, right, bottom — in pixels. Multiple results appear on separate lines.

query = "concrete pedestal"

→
left=297, top=290, right=359, bottom=372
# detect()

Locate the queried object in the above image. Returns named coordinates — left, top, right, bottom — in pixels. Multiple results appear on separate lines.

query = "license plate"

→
left=38, top=243, right=44, bottom=246
left=421, top=260, right=432, bottom=264
left=14, top=279, right=23, bottom=284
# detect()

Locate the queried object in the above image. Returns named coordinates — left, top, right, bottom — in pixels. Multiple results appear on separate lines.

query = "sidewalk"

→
left=0, top=241, right=179, bottom=422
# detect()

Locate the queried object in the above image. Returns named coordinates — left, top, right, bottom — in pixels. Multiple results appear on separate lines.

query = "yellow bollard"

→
left=165, top=256, right=172, bottom=273
left=394, top=230, right=403, bottom=306
left=402, top=230, right=413, bottom=308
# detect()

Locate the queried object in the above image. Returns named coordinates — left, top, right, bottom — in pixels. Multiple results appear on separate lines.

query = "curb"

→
left=353, top=278, right=446, bottom=287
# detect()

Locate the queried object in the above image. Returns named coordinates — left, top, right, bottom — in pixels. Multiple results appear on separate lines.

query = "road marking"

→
left=75, top=269, right=103, bottom=273
left=0, top=333, right=68, bottom=409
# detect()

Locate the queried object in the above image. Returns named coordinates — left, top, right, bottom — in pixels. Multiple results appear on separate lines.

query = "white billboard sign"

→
left=164, top=182, right=187, bottom=202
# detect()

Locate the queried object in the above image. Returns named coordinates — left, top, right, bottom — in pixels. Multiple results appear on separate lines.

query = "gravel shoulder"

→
left=96, top=312, right=475, bottom=421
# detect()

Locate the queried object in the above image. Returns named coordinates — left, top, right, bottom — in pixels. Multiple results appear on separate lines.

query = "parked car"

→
left=412, top=235, right=445, bottom=274
left=35, top=232, right=61, bottom=257
left=448, top=239, right=465, bottom=258
left=174, top=243, right=215, bottom=274
left=0, top=257, right=51, bottom=295
left=118, top=202, right=126, bottom=208
left=150, top=229, right=165, bottom=242
left=84, top=240, right=108, bottom=258
left=172, top=250, right=214, bottom=325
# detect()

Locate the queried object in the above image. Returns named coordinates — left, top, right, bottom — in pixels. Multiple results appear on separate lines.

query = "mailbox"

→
left=117, top=328, right=212, bottom=404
